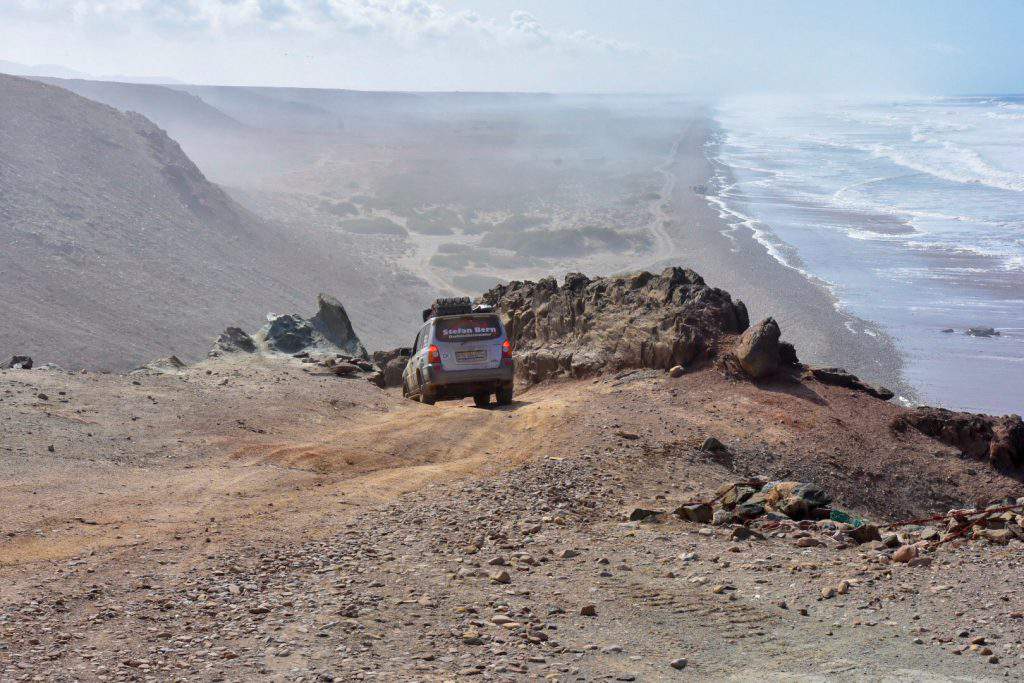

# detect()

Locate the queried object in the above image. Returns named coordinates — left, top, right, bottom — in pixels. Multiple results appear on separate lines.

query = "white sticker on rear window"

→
left=437, top=316, right=501, bottom=341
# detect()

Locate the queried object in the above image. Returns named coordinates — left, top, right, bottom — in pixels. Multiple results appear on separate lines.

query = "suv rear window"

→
left=434, top=315, right=502, bottom=342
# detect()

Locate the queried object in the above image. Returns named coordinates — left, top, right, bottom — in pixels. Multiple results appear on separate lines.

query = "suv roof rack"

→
left=422, top=296, right=473, bottom=322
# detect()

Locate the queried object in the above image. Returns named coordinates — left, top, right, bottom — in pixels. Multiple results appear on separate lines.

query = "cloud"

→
left=1, top=0, right=650, bottom=57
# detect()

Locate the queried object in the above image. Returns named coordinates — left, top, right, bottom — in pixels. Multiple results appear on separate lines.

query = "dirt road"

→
left=2, top=359, right=1023, bottom=680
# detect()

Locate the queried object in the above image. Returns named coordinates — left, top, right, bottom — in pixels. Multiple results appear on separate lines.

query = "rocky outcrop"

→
left=481, top=267, right=749, bottom=383
left=250, top=294, right=369, bottom=359
left=892, top=408, right=1024, bottom=470
left=734, top=318, right=781, bottom=379
left=310, top=294, right=368, bottom=360
left=209, top=327, right=257, bottom=356
left=4, top=355, right=33, bottom=369
left=809, top=366, right=894, bottom=401
left=130, top=355, right=187, bottom=375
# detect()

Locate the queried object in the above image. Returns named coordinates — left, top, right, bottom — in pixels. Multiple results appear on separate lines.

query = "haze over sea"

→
left=709, top=95, right=1024, bottom=415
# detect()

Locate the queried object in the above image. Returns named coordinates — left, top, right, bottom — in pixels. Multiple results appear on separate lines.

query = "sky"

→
left=1, top=0, right=1022, bottom=94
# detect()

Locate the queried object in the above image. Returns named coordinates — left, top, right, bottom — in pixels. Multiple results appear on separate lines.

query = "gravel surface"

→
left=3, top=359, right=1023, bottom=681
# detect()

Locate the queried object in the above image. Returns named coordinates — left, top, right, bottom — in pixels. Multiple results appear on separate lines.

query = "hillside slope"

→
left=0, top=75, right=425, bottom=369
left=35, top=77, right=244, bottom=137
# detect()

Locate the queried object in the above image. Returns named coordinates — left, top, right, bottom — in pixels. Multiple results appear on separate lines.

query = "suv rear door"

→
left=432, top=314, right=503, bottom=371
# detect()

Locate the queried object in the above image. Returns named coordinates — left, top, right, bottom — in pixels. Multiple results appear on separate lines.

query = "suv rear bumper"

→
left=424, top=364, right=514, bottom=387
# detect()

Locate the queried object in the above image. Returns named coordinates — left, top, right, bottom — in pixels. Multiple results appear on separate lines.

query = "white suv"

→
left=402, top=300, right=514, bottom=407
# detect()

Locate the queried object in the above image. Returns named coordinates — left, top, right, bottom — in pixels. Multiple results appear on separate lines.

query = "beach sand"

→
left=651, top=109, right=911, bottom=399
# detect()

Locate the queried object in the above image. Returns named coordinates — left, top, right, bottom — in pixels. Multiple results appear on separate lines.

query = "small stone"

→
left=892, top=545, right=918, bottom=563
left=675, top=503, right=713, bottom=524
left=668, top=365, right=684, bottom=378
left=489, top=570, right=511, bottom=584
left=881, top=533, right=901, bottom=548
left=730, top=526, right=764, bottom=541
left=700, top=436, right=727, bottom=452
left=558, top=549, right=580, bottom=559
left=580, top=604, right=597, bottom=616
left=849, top=524, right=882, bottom=544
left=820, top=587, right=836, bottom=600
left=629, top=508, right=662, bottom=522
left=712, top=510, right=734, bottom=526
left=796, top=537, right=823, bottom=548
left=669, top=658, right=688, bottom=670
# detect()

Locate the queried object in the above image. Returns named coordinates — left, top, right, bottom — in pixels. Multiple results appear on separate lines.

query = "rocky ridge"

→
left=893, top=407, right=1024, bottom=471
left=482, top=267, right=749, bottom=384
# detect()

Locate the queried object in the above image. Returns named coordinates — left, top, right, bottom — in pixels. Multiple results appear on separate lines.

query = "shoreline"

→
left=653, top=107, right=913, bottom=400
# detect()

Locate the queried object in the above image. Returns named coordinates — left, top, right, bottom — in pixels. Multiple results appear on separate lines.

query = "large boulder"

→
left=892, top=408, right=1024, bottom=470
left=734, top=317, right=781, bottom=379
left=310, top=293, right=368, bottom=360
left=371, top=349, right=409, bottom=388
left=481, top=267, right=749, bottom=384
left=262, top=314, right=318, bottom=354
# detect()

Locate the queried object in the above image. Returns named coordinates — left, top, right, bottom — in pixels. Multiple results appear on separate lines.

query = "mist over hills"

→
left=0, top=72, right=736, bottom=373
left=36, top=77, right=243, bottom=138
left=0, top=74, right=426, bottom=369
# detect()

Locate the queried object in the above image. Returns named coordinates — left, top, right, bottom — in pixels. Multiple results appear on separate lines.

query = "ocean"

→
left=709, top=95, right=1024, bottom=415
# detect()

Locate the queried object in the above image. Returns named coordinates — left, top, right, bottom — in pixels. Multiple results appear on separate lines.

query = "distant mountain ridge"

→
left=35, top=77, right=244, bottom=137
left=0, top=59, right=91, bottom=80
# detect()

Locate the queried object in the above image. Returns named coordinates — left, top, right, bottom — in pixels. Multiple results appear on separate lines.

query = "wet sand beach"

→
left=650, top=110, right=911, bottom=399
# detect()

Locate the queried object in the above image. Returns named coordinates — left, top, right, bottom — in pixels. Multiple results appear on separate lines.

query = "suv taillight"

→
left=501, top=340, right=512, bottom=359
left=428, top=344, right=441, bottom=364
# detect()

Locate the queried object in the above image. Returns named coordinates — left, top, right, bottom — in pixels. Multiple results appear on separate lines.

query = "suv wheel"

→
left=419, top=389, right=436, bottom=405
left=496, top=385, right=513, bottom=406
left=473, top=392, right=490, bottom=408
